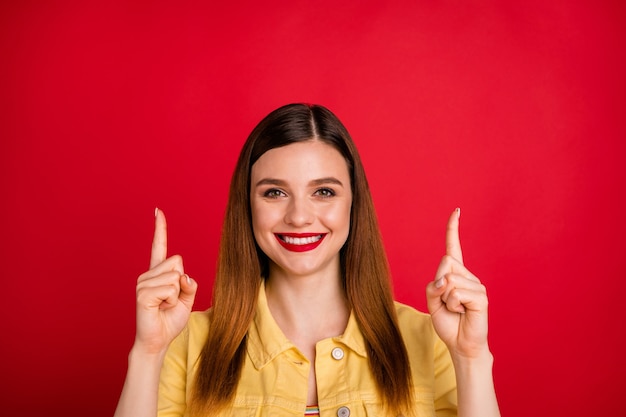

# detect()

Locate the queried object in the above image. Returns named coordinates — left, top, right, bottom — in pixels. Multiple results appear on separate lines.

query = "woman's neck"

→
left=264, top=267, right=350, bottom=343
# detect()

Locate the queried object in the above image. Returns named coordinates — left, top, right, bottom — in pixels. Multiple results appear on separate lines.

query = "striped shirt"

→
left=304, top=405, right=320, bottom=416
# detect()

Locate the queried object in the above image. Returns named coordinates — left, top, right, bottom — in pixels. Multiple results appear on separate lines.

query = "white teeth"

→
left=282, top=235, right=322, bottom=245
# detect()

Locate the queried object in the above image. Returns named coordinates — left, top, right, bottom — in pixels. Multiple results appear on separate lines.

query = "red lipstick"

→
left=275, top=233, right=326, bottom=252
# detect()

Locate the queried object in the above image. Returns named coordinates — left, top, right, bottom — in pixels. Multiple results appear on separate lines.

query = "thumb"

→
left=179, top=274, right=198, bottom=308
left=425, top=277, right=446, bottom=315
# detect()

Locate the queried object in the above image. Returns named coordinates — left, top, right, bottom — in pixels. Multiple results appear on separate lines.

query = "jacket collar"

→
left=246, top=280, right=368, bottom=370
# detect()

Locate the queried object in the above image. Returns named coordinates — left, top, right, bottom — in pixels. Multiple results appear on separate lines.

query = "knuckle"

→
left=136, top=286, right=148, bottom=302
left=444, top=273, right=455, bottom=284
left=137, top=271, right=150, bottom=283
left=165, top=284, right=179, bottom=298
left=170, top=254, right=185, bottom=272
left=440, top=254, right=453, bottom=265
left=447, top=288, right=463, bottom=306
left=136, top=279, right=148, bottom=293
left=447, top=288, right=458, bottom=301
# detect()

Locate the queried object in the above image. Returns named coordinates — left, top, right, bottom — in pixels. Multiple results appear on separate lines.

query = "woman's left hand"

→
left=426, top=208, right=490, bottom=359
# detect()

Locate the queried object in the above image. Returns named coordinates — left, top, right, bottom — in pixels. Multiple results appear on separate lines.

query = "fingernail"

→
left=456, top=207, right=461, bottom=219
left=154, top=207, right=159, bottom=217
left=435, top=277, right=445, bottom=288
left=184, top=274, right=191, bottom=285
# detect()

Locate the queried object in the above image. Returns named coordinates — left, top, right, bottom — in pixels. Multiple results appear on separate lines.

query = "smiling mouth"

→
left=275, top=233, right=326, bottom=252
left=279, top=234, right=323, bottom=245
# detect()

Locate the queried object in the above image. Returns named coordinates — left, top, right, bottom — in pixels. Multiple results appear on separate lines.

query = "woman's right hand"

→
left=133, top=208, right=198, bottom=355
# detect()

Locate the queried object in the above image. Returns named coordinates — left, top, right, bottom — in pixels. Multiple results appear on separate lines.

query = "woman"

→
left=115, top=104, right=500, bottom=417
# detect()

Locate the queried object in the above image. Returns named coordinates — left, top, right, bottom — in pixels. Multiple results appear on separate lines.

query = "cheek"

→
left=251, top=203, right=280, bottom=238
left=322, top=203, right=352, bottom=233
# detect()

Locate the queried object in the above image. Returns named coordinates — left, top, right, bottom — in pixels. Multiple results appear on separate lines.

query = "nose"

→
left=284, top=196, right=314, bottom=227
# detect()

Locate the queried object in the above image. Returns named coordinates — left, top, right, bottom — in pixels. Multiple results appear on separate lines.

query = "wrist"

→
left=115, top=343, right=165, bottom=417
left=129, top=342, right=168, bottom=365
left=451, top=347, right=500, bottom=417
left=451, top=346, right=494, bottom=373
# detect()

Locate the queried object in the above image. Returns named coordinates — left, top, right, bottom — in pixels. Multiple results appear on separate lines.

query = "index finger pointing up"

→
left=150, top=208, right=167, bottom=269
left=445, top=207, right=463, bottom=265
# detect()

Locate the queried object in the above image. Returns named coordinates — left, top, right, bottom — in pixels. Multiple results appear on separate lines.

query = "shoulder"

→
left=188, top=309, right=211, bottom=334
left=186, top=309, right=212, bottom=347
left=166, top=309, right=212, bottom=358
left=392, top=302, right=453, bottom=382
left=393, top=301, right=439, bottom=347
left=394, top=301, right=433, bottom=330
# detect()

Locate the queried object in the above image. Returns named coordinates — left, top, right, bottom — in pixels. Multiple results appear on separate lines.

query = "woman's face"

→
left=250, top=140, right=352, bottom=279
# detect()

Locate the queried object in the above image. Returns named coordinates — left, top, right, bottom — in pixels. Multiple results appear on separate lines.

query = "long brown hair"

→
left=189, top=104, right=414, bottom=416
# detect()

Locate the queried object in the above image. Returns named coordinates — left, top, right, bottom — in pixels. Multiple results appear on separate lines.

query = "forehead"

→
left=251, top=140, right=350, bottom=181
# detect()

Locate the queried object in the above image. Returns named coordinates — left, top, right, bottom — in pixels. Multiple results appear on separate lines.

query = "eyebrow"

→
left=254, top=177, right=345, bottom=188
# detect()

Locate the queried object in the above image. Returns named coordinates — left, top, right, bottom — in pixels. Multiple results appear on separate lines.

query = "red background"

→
left=1, top=1, right=625, bottom=416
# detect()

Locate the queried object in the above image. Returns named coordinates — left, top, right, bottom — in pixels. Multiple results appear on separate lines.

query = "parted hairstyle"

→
left=189, top=103, right=414, bottom=416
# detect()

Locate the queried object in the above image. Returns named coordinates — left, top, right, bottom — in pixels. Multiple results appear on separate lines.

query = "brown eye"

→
left=315, top=188, right=335, bottom=198
left=263, top=189, right=285, bottom=198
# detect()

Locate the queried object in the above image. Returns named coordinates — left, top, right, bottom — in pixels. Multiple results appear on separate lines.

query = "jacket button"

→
left=331, top=347, right=345, bottom=360
left=337, top=406, right=350, bottom=417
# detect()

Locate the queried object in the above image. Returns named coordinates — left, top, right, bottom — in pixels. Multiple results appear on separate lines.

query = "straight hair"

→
left=189, top=104, right=414, bottom=416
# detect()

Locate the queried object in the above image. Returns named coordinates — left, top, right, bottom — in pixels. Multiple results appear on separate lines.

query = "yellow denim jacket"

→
left=158, top=284, right=457, bottom=417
